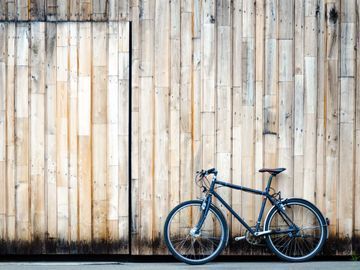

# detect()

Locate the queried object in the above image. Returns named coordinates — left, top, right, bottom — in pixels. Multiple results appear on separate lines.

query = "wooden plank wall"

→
left=0, top=20, right=130, bottom=253
left=0, top=0, right=129, bottom=21
left=129, top=0, right=360, bottom=255
left=0, top=0, right=360, bottom=256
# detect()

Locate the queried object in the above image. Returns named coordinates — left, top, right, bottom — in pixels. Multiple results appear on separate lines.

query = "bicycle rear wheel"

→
left=264, top=198, right=327, bottom=262
left=164, top=200, right=228, bottom=265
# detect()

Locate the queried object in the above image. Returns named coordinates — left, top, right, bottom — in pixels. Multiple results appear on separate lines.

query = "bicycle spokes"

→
left=165, top=202, right=227, bottom=263
left=267, top=203, right=323, bottom=258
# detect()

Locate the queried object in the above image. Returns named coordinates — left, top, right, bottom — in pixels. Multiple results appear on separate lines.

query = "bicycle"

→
left=164, top=167, right=329, bottom=264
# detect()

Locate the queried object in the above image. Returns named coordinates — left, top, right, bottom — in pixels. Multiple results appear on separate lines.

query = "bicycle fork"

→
left=190, top=195, right=212, bottom=236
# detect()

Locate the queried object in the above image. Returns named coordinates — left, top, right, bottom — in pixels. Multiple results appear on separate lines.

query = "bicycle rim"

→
left=266, top=202, right=324, bottom=260
left=166, top=202, right=225, bottom=263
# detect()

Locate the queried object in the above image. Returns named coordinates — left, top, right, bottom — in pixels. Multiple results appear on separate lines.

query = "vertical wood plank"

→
left=138, top=75, right=154, bottom=254
left=231, top=0, right=243, bottom=236
left=30, top=22, right=46, bottom=241
left=241, top=0, right=256, bottom=228
left=338, top=0, right=356, bottom=243
left=153, top=0, right=170, bottom=253
left=167, top=0, right=181, bottom=255
left=129, top=1, right=141, bottom=254
left=178, top=1, right=194, bottom=252
left=16, top=0, right=28, bottom=20
left=46, top=0, right=57, bottom=21
left=15, top=23, right=30, bottom=240
left=6, top=0, right=16, bottom=20
left=30, top=0, right=45, bottom=20
left=56, top=23, right=69, bottom=242
left=118, top=0, right=129, bottom=20
left=303, top=1, right=317, bottom=204
left=338, top=78, right=355, bottom=240
left=294, top=0, right=305, bottom=200
left=91, top=22, right=107, bottom=243
left=254, top=0, right=265, bottom=221
left=68, top=22, right=78, bottom=244
left=201, top=0, right=216, bottom=186
left=202, top=0, right=216, bottom=114
left=118, top=21, right=129, bottom=252
left=355, top=0, right=360, bottom=240
left=264, top=0, right=278, bottom=196
left=80, top=0, right=91, bottom=21
left=45, top=22, right=57, bottom=239
left=192, top=0, right=202, bottom=202
left=277, top=0, right=294, bottom=199
left=0, top=23, right=6, bottom=239
left=325, top=1, right=340, bottom=237
left=0, top=1, right=5, bottom=20
left=130, top=0, right=140, bottom=255
left=107, top=21, right=119, bottom=246
left=69, top=0, right=80, bottom=20
left=315, top=0, right=326, bottom=214
left=180, top=1, right=193, bottom=235
left=78, top=22, right=92, bottom=241
left=92, top=0, right=108, bottom=21
left=6, top=23, right=16, bottom=240
left=108, top=0, right=118, bottom=21
left=216, top=0, right=232, bottom=235
left=138, top=0, right=155, bottom=252
left=57, top=0, right=69, bottom=21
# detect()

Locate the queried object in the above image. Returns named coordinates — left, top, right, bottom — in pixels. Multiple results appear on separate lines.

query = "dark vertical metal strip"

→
left=128, top=21, right=132, bottom=255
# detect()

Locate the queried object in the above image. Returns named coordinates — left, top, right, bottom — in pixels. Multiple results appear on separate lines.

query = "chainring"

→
left=245, top=227, right=266, bottom=246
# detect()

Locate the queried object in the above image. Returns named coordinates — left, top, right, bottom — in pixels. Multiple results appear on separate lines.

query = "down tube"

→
left=212, top=192, right=255, bottom=234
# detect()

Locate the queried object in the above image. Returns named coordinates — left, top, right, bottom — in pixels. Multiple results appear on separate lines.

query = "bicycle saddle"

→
left=258, top=168, right=286, bottom=175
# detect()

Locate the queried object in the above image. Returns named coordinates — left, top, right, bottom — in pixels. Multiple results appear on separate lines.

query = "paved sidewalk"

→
left=0, top=261, right=359, bottom=270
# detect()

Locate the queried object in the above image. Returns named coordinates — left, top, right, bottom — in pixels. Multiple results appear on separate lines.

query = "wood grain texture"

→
left=45, top=22, right=57, bottom=240
left=0, top=0, right=359, bottom=256
left=5, top=23, right=16, bottom=240
left=0, top=0, right=131, bottom=21
left=338, top=0, right=356, bottom=244
left=0, top=21, right=130, bottom=253
left=15, top=23, right=30, bottom=241
left=56, top=22, right=69, bottom=243
left=30, top=22, right=45, bottom=242
left=153, top=0, right=170, bottom=254
left=0, top=23, right=6, bottom=238
left=129, top=0, right=360, bottom=255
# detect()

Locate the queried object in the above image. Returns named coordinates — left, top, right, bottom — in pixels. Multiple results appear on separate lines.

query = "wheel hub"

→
left=288, top=225, right=301, bottom=238
left=190, top=227, right=201, bottom=237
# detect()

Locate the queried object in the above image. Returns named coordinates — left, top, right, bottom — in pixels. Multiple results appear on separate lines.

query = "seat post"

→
left=265, top=175, right=274, bottom=192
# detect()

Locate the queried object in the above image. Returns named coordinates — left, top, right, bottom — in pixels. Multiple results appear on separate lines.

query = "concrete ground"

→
left=0, top=261, right=359, bottom=270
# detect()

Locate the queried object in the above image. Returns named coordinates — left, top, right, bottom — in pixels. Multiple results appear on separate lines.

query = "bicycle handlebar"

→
left=196, top=168, right=218, bottom=177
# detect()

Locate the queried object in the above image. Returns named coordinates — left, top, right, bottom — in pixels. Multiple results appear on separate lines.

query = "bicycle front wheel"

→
left=264, top=198, right=327, bottom=262
left=164, top=200, right=228, bottom=265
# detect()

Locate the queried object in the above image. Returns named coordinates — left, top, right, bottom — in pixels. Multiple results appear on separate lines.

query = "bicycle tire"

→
left=264, top=198, right=327, bottom=262
left=164, top=200, right=228, bottom=265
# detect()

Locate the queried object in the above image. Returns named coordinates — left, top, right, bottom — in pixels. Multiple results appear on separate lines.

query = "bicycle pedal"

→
left=234, top=236, right=246, bottom=241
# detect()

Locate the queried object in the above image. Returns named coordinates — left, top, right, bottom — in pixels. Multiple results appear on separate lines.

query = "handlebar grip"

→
left=207, top=168, right=217, bottom=175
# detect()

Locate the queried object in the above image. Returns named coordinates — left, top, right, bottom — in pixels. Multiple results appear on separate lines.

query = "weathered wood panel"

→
left=0, top=0, right=360, bottom=256
left=0, top=21, right=130, bottom=254
left=0, top=0, right=130, bottom=21
left=130, top=0, right=360, bottom=255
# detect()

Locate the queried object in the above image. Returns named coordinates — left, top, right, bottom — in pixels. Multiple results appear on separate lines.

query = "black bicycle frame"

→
left=196, top=174, right=295, bottom=236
